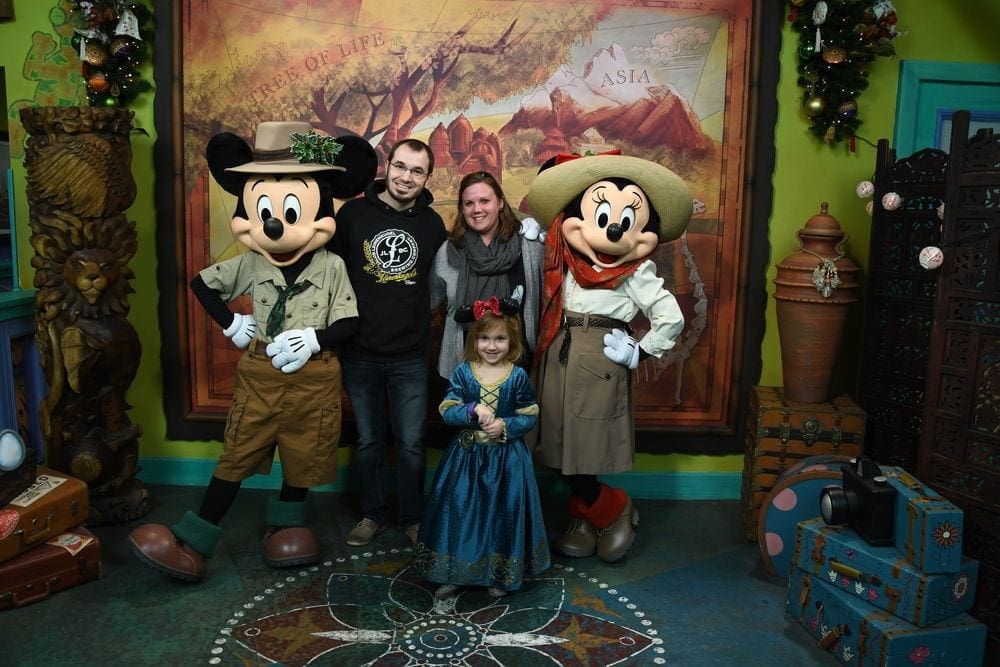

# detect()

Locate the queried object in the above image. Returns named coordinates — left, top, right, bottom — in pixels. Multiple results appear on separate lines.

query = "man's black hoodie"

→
left=329, top=179, right=447, bottom=361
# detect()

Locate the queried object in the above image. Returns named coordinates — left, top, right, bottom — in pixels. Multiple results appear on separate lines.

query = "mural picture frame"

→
left=155, top=0, right=779, bottom=453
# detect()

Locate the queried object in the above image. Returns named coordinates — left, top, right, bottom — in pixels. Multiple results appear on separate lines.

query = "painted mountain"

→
left=500, top=43, right=712, bottom=156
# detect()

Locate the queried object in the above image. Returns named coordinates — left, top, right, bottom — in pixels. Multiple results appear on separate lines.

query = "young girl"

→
left=414, top=296, right=550, bottom=598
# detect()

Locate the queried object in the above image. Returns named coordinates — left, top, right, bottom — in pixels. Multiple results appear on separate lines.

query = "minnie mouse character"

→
left=527, top=152, right=692, bottom=562
left=129, top=121, right=376, bottom=582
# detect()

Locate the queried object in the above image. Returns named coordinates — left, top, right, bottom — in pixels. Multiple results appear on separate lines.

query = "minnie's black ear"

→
left=329, top=135, right=378, bottom=199
left=454, top=305, right=475, bottom=324
left=206, top=132, right=253, bottom=195
left=537, top=155, right=558, bottom=174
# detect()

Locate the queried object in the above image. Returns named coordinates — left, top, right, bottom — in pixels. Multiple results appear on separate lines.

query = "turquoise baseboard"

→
left=136, top=457, right=741, bottom=500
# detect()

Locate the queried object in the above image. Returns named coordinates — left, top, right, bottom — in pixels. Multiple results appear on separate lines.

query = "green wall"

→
left=1, top=1, right=998, bottom=495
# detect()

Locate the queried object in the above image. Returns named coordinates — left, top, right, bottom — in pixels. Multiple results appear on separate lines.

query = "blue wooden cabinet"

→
left=0, top=289, right=45, bottom=463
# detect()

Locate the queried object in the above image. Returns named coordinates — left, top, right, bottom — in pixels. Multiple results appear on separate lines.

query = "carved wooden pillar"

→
left=19, top=106, right=149, bottom=524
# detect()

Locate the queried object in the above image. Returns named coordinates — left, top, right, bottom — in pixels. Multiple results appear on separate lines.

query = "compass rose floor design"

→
left=1, top=485, right=838, bottom=665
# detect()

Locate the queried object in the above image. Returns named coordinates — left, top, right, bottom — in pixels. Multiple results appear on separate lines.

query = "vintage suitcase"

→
left=0, top=525, right=101, bottom=610
left=792, top=517, right=978, bottom=627
left=878, top=467, right=965, bottom=576
left=787, top=569, right=987, bottom=666
left=758, top=455, right=852, bottom=578
left=0, top=429, right=35, bottom=507
left=0, top=467, right=89, bottom=564
left=741, top=386, right=865, bottom=541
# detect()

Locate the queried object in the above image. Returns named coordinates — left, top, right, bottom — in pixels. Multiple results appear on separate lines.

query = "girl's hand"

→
left=474, top=404, right=495, bottom=426
left=482, top=418, right=505, bottom=440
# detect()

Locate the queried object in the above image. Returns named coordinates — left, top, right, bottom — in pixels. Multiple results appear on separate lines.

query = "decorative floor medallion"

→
left=208, top=547, right=666, bottom=665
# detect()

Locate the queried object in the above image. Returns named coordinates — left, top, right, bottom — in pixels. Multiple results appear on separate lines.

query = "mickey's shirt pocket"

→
left=572, top=352, right=629, bottom=420
left=299, top=298, right=326, bottom=328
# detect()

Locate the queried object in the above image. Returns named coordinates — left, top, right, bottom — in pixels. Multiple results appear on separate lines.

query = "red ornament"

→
left=88, top=71, right=110, bottom=92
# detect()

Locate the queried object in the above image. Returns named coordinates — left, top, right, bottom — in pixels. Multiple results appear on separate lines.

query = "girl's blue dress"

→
left=414, top=362, right=550, bottom=592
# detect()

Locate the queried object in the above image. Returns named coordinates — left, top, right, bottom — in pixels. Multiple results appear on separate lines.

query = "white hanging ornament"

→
left=865, top=200, right=874, bottom=216
left=918, top=245, right=944, bottom=270
left=855, top=180, right=874, bottom=198
left=812, top=1, right=828, bottom=52
left=881, top=191, right=902, bottom=211
left=937, top=202, right=945, bottom=220
left=115, top=7, right=141, bottom=41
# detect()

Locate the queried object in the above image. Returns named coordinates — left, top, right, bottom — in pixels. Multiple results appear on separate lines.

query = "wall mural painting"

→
left=174, top=0, right=753, bottom=434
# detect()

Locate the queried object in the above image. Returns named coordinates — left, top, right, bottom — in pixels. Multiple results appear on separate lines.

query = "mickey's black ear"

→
left=329, top=135, right=378, bottom=199
left=454, top=305, right=475, bottom=324
left=206, top=132, right=253, bottom=195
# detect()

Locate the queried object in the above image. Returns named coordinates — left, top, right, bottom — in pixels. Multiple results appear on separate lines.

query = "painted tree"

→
left=182, top=2, right=612, bottom=168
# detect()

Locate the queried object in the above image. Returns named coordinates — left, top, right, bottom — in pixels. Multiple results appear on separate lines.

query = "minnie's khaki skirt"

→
left=532, top=313, right=635, bottom=475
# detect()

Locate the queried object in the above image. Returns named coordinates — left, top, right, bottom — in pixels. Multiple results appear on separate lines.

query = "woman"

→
left=431, top=171, right=544, bottom=379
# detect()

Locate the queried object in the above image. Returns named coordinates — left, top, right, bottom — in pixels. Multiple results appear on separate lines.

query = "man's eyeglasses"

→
left=389, top=161, right=428, bottom=179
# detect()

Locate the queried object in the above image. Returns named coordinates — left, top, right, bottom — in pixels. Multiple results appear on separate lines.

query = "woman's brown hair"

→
left=449, top=171, right=522, bottom=247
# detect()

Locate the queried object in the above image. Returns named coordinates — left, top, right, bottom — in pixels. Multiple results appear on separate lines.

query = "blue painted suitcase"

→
left=786, top=569, right=986, bottom=666
left=882, top=467, right=964, bottom=575
left=792, top=518, right=978, bottom=627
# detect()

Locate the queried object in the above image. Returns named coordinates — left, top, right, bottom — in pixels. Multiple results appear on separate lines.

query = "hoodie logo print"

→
left=363, top=229, right=418, bottom=283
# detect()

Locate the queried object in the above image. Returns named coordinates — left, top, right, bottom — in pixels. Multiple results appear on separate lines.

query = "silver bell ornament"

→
left=881, top=191, right=902, bottom=211
left=918, top=245, right=944, bottom=270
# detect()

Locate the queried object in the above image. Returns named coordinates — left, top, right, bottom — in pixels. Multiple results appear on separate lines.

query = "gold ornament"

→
left=822, top=47, right=847, bottom=64
left=805, top=96, right=826, bottom=117
left=84, top=42, right=108, bottom=66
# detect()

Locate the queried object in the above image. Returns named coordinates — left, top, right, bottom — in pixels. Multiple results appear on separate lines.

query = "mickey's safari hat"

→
left=227, top=121, right=345, bottom=174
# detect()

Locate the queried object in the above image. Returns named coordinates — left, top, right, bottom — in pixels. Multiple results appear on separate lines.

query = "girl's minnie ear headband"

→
left=454, top=296, right=519, bottom=324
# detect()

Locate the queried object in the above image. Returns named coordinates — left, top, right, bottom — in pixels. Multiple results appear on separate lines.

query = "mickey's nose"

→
left=263, top=218, right=284, bottom=240
left=606, top=223, right=623, bottom=243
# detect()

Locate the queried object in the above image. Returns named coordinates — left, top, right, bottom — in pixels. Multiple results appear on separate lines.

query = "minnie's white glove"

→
left=223, top=313, right=257, bottom=349
left=519, top=217, right=544, bottom=242
left=266, top=327, right=320, bottom=373
left=603, top=328, right=640, bottom=369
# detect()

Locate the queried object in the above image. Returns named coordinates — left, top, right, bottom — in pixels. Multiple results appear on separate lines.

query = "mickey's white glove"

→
left=519, top=216, right=542, bottom=242
left=603, top=328, right=640, bottom=369
left=223, top=313, right=257, bottom=349
left=510, top=284, right=524, bottom=305
left=266, top=327, right=320, bottom=374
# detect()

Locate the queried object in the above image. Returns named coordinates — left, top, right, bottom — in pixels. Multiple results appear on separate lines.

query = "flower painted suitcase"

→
left=787, top=569, right=987, bottom=666
left=0, top=467, right=89, bottom=563
left=741, top=386, right=865, bottom=541
left=792, top=517, right=978, bottom=627
left=0, top=525, right=101, bottom=609
left=880, top=467, right=964, bottom=576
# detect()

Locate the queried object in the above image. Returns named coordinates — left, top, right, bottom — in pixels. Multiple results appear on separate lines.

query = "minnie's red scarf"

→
left=534, top=214, right=643, bottom=366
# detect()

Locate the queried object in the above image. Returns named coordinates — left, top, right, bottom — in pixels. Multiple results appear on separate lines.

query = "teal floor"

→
left=0, top=485, right=838, bottom=665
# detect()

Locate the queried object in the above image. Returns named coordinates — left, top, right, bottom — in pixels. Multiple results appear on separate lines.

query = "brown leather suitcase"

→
left=740, top=386, right=865, bottom=541
left=0, top=467, right=89, bottom=563
left=0, top=525, right=101, bottom=609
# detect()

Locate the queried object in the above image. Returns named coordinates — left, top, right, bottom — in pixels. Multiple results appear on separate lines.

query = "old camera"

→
left=819, top=457, right=897, bottom=546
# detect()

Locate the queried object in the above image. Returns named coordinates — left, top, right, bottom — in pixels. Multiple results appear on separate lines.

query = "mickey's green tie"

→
left=266, top=282, right=309, bottom=338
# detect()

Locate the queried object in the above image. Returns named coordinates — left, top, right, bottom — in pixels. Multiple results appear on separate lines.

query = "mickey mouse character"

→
left=527, top=152, right=692, bottom=562
left=129, top=121, right=376, bottom=582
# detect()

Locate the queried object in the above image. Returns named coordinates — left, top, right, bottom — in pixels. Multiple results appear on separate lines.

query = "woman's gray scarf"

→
left=450, top=231, right=522, bottom=319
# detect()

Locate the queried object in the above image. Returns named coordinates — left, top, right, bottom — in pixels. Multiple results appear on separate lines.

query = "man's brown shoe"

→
left=595, top=497, right=638, bottom=563
left=128, top=523, right=206, bottom=582
left=553, top=517, right=598, bottom=558
left=263, top=526, right=320, bottom=568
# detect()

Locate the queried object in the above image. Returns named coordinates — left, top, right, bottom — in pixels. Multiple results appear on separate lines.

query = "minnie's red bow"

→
left=554, top=148, right=621, bottom=164
left=473, top=296, right=502, bottom=320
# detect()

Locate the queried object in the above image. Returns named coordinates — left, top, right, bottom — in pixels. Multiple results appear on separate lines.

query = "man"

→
left=329, top=138, right=447, bottom=547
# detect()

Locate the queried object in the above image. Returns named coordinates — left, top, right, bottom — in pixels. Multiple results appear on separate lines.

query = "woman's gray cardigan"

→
left=430, top=237, right=545, bottom=379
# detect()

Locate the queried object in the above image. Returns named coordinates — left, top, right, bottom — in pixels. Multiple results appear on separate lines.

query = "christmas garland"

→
left=70, top=1, right=154, bottom=108
left=787, top=0, right=901, bottom=145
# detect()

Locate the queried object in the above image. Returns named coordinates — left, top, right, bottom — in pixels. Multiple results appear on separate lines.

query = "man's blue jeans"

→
left=341, top=356, right=428, bottom=528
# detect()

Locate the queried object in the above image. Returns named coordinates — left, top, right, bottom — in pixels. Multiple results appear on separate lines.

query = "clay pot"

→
left=773, top=202, right=860, bottom=403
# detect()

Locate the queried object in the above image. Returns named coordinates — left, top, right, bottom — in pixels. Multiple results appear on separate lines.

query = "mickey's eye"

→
left=595, top=201, right=613, bottom=228
left=619, top=207, right=636, bottom=233
left=256, top=195, right=274, bottom=221
left=283, top=194, right=301, bottom=225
